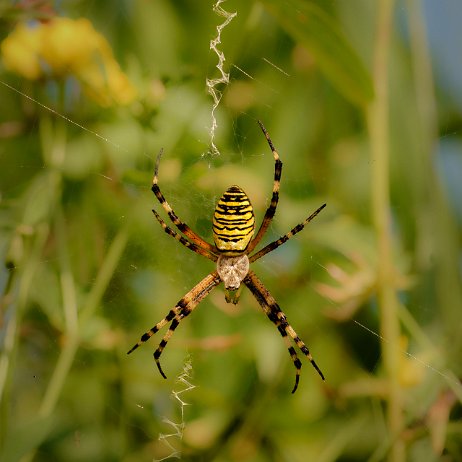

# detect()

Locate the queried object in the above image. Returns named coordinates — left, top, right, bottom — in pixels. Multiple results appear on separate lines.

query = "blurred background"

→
left=0, top=1, right=461, bottom=461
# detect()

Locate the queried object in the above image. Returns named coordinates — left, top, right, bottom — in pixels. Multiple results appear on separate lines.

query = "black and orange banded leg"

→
left=127, top=271, right=222, bottom=377
left=244, top=274, right=303, bottom=393
left=152, top=149, right=216, bottom=253
left=151, top=209, right=218, bottom=262
left=247, top=121, right=283, bottom=252
left=244, top=270, right=324, bottom=393
left=249, top=203, right=326, bottom=263
left=127, top=305, right=181, bottom=355
left=153, top=314, right=185, bottom=378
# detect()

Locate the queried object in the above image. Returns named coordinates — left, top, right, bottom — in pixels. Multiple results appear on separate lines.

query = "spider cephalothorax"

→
left=216, top=254, right=249, bottom=291
left=128, top=121, right=326, bottom=393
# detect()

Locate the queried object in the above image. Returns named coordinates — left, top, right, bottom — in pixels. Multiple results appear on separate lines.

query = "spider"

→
left=128, top=121, right=326, bottom=393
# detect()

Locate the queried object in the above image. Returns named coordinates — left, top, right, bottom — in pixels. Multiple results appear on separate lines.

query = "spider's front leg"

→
left=244, top=270, right=325, bottom=393
left=128, top=271, right=221, bottom=378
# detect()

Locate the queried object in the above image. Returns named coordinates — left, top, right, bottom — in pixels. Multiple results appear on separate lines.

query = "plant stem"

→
left=80, top=222, right=130, bottom=325
left=406, top=0, right=462, bottom=357
left=367, top=0, right=404, bottom=460
left=0, top=224, right=49, bottom=452
left=38, top=206, right=78, bottom=417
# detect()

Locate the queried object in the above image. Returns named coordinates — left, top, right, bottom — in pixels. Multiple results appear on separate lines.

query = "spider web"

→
left=0, top=1, right=460, bottom=461
left=205, top=0, right=237, bottom=158
left=154, top=357, right=195, bottom=462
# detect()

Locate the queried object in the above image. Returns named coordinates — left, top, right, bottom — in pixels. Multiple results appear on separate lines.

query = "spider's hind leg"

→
left=247, top=121, right=283, bottom=253
left=151, top=149, right=216, bottom=253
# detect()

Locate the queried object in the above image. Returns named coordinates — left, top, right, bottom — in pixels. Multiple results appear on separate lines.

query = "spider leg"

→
left=152, top=209, right=217, bottom=261
left=250, top=203, right=326, bottom=263
left=127, top=271, right=222, bottom=378
left=153, top=312, right=186, bottom=378
left=247, top=121, right=283, bottom=252
left=244, top=270, right=324, bottom=393
left=152, top=149, right=216, bottom=252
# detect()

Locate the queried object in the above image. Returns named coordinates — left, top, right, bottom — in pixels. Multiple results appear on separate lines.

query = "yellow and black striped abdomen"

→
left=213, top=185, right=255, bottom=255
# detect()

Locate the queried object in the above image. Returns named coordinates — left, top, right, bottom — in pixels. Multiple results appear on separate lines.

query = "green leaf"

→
left=262, top=0, right=374, bottom=106
left=0, top=417, right=53, bottom=462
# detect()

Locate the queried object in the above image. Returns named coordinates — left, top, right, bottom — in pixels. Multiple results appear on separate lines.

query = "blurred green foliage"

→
left=1, top=1, right=461, bottom=461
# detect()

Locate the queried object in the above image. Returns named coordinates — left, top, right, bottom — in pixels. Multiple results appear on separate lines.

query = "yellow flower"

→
left=1, top=17, right=137, bottom=106
left=1, top=22, right=43, bottom=80
left=77, top=58, right=138, bottom=107
left=40, top=17, right=97, bottom=75
left=104, top=62, right=138, bottom=106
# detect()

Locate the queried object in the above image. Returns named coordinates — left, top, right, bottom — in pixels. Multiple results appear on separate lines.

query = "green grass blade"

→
left=262, top=0, right=374, bottom=106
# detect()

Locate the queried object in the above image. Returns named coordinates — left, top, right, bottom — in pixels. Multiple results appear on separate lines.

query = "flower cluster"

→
left=1, top=17, right=137, bottom=106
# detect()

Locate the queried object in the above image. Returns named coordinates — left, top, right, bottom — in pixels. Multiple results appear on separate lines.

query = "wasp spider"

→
left=128, top=121, right=326, bottom=393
